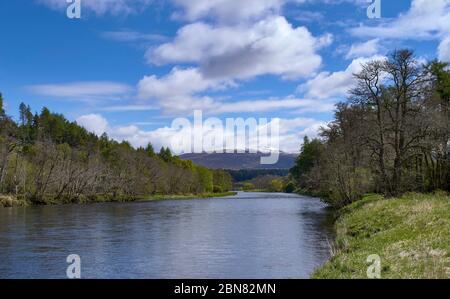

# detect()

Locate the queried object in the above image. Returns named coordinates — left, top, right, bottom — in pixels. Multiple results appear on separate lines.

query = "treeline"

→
left=290, top=50, right=449, bottom=207
left=0, top=98, right=232, bottom=205
left=227, top=169, right=290, bottom=182
left=240, top=175, right=295, bottom=193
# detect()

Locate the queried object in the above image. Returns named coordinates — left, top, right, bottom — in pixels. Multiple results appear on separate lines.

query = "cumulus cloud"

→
left=136, top=67, right=335, bottom=115
left=148, top=16, right=329, bottom=80
left=75, top=112, right=327, bottom=153
left=76, top=114, right=109, bottom=136
left=298, top=55, right=386, bottom=99
left=345, top=39, right=380, bottom=59
left=171, top=0, right=283, bottom=23
left=137, top=67, right=231, bottom=114
left=438, top=36, right=450, bottom=62
left=38, top=0, right=153, bottom=16
left=351, top=0, right=450, bottom=40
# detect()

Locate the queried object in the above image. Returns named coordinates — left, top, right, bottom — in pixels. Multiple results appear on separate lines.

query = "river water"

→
left=0, top=192, right=334, bottom=278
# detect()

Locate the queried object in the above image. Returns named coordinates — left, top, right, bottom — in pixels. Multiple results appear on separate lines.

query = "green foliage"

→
left=213, top=170, right=233, bottom=193
left=268, top=179, right=284, bottom=192
left=313, top=193, right=450, bottom=279
left=290, top=54, right=450, bottom=207
left=429, top=60, right=450, bottom=102
left=195, top=166, right=214, bottom=193
left=227, top=169, right=289, bottom=182
left=290, top=136, right=323, bottom=182
left=159, top=147, right=173, bottom=162
left=242, top=182, right=255, bottom=191
left=284, top=181, right=296, bottom=193
left=0, top=93, right=5, bottom=118
left=145, top=143, right=155, bottom=157
left=0, top=100, right=232, bottom=204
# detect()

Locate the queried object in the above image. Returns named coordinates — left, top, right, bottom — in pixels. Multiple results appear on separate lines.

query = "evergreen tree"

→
left=0, top=93, right=5, bottom=118
left=145, top=143, right=155, bottom=156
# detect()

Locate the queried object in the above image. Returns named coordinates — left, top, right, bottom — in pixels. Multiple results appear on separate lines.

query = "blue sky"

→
left=0, top=0, right=449, bottom=152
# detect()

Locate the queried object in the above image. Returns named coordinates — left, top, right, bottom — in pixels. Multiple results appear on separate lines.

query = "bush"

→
left=284, top=181, right=296, bottom=193
left=213, top=185, right=223, bottom=193
left=242, top=182, right=255, bottom=191
left=269, top=179, right=284, bottom=192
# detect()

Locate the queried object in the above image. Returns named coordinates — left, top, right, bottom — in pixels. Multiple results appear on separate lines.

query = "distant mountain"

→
left=180, top=152, right=297, bottom=170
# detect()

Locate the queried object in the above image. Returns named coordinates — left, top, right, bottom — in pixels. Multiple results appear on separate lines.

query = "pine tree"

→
left=0, top=93, right=5, bottom=118
left=145, top=143, right=155, bottom=156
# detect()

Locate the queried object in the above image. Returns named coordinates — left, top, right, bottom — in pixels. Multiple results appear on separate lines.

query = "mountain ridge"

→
left=180, top=152, right=297, bottom=170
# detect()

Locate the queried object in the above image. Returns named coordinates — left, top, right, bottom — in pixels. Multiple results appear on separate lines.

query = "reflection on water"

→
left=0, top=192, right=334, bottom=278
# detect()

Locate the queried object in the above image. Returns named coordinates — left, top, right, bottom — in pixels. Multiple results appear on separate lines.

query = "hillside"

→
left=313, top=193, right=450, bottom=279
left=180, top=152, right=297, bottom=170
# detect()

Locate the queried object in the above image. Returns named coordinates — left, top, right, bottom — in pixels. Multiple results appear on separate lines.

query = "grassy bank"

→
left=313, top=192, right=450, bottom=279
left=0, top=195, right=28, bottom=207
left=143, top=191, right=238, bottom=201
left=0, top=192, right=238, bottom=207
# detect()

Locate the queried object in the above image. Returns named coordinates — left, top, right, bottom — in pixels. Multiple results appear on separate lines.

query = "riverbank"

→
left=313, top=192, right=450, bottom=279
left=0, top=192, right=238, bottom=207
left=0, top=195, right=28, bottom=207
left=143, top=191, right=238, bottom=201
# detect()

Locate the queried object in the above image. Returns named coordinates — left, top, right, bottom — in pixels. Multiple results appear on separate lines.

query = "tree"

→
left=290, top=136, right=324, bottom=187
left=159, top=147, right=173, bottom=162
left=289, top=51, right=449, bottom=207
left=0, top=93, right=5, bottom=119
left=242, top=182, right=254, bottom=191
left=284, top=181, right=296, bottom=193
left=350, top=50, right=430, bottom=195
left=0, top=98, right=233, bottom=204
left=269, top=179, right=284, bottom=192
left=145, top=143, right=155, bottom=157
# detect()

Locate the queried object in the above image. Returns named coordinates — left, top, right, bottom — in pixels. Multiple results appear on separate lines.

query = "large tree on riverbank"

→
left=290, top=50, right=450, bottom=207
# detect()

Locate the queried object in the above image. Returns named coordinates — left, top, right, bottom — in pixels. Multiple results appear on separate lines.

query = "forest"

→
left=290, top=50, right=450, bottom=208
left=0, top=99, right=232, bottom=205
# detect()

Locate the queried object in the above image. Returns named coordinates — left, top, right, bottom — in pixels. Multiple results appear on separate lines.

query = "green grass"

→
left=142, top=191, right=238, bottom=201
left=0, top=192, right=238, bottom=207
left=313, top=192, right=450, bottom=279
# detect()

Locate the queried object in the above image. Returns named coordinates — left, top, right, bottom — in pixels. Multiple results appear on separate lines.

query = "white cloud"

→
left=137, top=68, right=230, bottom=101
left=76, top=112, right=327, bottom=153
left=298, top=55, right=386, bottom=99
left=171, top=0, right=283, bottom=23
left=100, top=30, right=166, bottom=42
left=38, top=0, right=153, bottom=16
left=136, top=67, right=335, bottom=115
left=148, top=16, right=329, bottom=80
left=137, top=67, right=232, bottom=114
left=439, top=36, right=450, bottom=62
left=351, top=0, right=450, bottom=40
left=171, top=0, right=369, bottom=24
left=27, top=81, right=132, bottom=101
left=213, top=97, right=335, bottom=114
left=345, top=39, right=380, bottom=59
left=76, top=114, right=109, bottom=136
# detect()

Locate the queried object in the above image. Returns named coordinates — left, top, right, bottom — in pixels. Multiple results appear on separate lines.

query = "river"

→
left=0, top=192, right=334, bottom=278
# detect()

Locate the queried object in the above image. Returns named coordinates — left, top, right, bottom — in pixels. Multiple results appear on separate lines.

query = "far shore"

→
left=0, top=192, right=238, bottom=208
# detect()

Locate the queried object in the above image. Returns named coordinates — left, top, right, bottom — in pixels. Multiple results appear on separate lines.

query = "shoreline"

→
left=140, top=191, right=238, bottom=202
left=0, top=191, right=238, bottom=208
left=312, top=192, right=450, bottom=279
